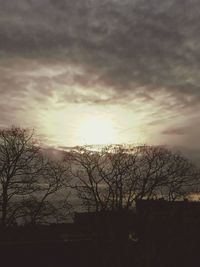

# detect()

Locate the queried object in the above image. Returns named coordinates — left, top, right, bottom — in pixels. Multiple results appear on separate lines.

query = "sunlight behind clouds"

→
left=35, top=93, right=150, bottom=147
left=37, top=103, right=120, bottom=147
left=77, top=115, right=117, bottom=145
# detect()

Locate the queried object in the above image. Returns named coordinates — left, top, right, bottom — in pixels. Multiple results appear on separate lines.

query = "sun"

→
left=37, top=98, right=119, bottom=147
left=77, top=116, right=117, bottom=145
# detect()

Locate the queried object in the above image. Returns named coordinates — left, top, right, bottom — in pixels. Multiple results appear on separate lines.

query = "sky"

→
left=0, top=0, right=200, bottom=163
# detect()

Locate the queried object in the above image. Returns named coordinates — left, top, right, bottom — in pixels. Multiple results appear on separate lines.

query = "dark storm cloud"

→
left=0, top=0, right=200, bottom=107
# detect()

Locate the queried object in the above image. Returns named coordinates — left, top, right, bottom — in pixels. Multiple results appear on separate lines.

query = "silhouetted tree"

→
left=0, top=127, right=72, bottom=226
left=132, top=146, right=199, bottom=201
left=0, top=127, right=40, bottom=227
left=66, top=145, right=199, bottom=211
left=21, top=159, right=71, bottom=224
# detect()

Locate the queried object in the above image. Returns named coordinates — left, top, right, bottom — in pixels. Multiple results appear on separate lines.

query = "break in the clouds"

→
left=0, top=0, right=200, bottom=162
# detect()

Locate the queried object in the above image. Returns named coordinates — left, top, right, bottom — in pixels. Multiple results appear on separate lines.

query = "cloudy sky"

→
left=1, top=0, right=200, bottom=162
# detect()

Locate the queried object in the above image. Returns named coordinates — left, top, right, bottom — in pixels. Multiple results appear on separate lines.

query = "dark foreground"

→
left=0, top=238, right=200, bottom=267
left=2, top=200, right=200, bottom=267
left=0, top=239, right=135, bottom=267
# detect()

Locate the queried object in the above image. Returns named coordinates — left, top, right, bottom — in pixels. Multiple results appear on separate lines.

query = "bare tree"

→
left=131, top=146, right=199, bottom=201
left=65, top=146, right=141, bottom=211
left=21, top=157, right=71, bottom=225
left=0, top=127, right=40, bottom=227
left=66, top=145, right=199, bottom=212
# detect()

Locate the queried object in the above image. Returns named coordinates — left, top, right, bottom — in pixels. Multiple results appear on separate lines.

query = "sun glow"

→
left=37, top=94, right=146, bottom=147
left=77, top=116, right=117, bottom=145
